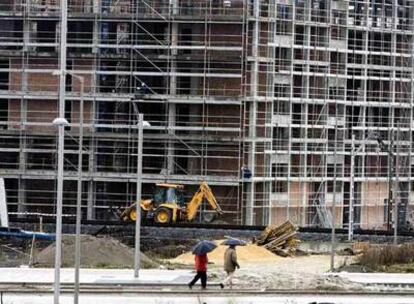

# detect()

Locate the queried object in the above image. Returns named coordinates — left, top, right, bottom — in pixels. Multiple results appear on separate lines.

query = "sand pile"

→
left=35, top=235, right=158, bottom=269
left=171, top=240, right=279, bottom=266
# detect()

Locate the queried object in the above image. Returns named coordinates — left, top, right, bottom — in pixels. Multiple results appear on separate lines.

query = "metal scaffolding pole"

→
left=349, top=134, right=355, bottom=241
left=394, top=128, right=400, bottom=245
left=349, top=132, right=379, bottom=240
left=73, top=74, right=84, bottom=304
left=330, top=105, right=338, bottom=271
left=387, top=131, right=394, bottom=231
left=54, top=0, right=68, bottom=303
left=134, top=114, right=144, bottom=278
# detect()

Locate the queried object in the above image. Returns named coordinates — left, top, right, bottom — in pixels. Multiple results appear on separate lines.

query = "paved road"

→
left=2, top=293, right=414, bottom=304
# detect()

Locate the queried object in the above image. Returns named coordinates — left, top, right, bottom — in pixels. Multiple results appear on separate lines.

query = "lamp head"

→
left=53, top=117, right=69, bottom=126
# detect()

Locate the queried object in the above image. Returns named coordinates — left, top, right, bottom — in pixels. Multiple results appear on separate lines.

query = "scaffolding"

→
left=0, top=0, right=252, bottom=223
left=270, top=0, right=414, bottom=230
left=1, top=0, right=414, bottom=229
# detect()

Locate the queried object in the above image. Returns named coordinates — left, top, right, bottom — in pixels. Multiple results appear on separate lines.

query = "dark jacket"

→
left=224, top=247, right=239, bottom=273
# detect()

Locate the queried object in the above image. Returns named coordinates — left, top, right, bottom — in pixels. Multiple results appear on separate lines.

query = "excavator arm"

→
left=186, top=182, right=223, bottom=221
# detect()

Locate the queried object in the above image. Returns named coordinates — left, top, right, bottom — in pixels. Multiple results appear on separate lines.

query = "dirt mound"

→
left=171, top=240, right=279, bottom=266
left=35, top=235, right=158, bottom=269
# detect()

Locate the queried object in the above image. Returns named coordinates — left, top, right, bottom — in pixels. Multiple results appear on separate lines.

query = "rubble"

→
left=255, top=220, right=300, bottom=257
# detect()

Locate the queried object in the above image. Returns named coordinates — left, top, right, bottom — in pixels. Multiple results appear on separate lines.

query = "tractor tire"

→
left=129, top=208, right=138, bottom=221
left=154, top=207, right=172, bottom=224
left=129, top=207, right=148, bottom=222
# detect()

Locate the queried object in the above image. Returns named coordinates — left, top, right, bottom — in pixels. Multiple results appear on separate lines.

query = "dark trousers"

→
left=189, top=270, right=207, bottom=288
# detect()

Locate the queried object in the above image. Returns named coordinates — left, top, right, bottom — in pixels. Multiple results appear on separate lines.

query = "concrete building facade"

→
left=0, top=0, right=413, bottom=229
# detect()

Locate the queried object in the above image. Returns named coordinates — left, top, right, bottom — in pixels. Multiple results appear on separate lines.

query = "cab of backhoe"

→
left=152, top=184, right=186, bottom=207
left=151, top=184, right=187, bottom=223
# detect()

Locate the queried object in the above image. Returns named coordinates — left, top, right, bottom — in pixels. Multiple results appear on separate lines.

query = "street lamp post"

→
left=54, top=0, right=67, bottom=302
left=52, top=116, right=68, bottom=304
left=52, top=70, right=84, bottom=304
left=134, top=114, right=143, bottom=278
left=134, top=114, right=150, bottom=278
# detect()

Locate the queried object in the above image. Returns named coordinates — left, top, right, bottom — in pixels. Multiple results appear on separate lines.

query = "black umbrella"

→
left=221, top=238, right=246, bottom=246
left=192, top=240, right=217, bottom=255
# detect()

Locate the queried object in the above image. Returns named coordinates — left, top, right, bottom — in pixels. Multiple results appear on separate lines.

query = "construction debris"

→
left=352, top=241, right=370, bottom=255
left=255, top=221, right=300, bottom=257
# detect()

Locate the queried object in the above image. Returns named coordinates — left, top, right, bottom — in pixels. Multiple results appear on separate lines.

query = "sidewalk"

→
left=331, top=272, right=414, bottom=285
left=0, top=267, right=194, bottom=285
left=4, top=267, right=414, bottom=289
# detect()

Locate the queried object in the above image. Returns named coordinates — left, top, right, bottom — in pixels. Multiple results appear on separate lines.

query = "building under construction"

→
left=0, top=0, right=413, bottom=229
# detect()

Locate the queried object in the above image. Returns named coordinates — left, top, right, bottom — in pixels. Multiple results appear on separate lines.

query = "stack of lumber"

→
left=352, top=241, right=370, bottom=255
left=255, top=220, right=300, bottom=257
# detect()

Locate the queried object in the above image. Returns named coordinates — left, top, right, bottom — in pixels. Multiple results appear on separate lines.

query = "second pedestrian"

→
left=220, top=244, right=240, bottom=289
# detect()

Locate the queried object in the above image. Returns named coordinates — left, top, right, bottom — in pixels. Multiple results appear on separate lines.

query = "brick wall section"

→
left=9, top=58, right=93, bottom=93
left=206, top=104, right=241, bottom=128
left=8, top=58, right=94, bottom=132
left=9, top=59, right=59, bottom=92
left=206, top=151, right=239, bottom=176
left=27, top=99, right=58, bottom=132
left=8, top=99, right=21, bottom=126
left=211, top=24, right=242, bottom=46
left=206, top=78, right=242, bottom=97
left=8, top=99, right=57, bottom=132
left=8, top=98, right=93, bottom=133
left=72, top=59, right=94, bottom=93
left=70, top=100, right=93, bottom=131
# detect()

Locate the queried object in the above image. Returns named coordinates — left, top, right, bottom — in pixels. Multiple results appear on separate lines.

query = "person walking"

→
left=188, top=253, right=208, bottom=289
left=220, top=244, right=240, bottom=289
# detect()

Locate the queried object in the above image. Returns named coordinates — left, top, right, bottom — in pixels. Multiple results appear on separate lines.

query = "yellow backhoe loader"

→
left=117, top=182, right=223, bottom=224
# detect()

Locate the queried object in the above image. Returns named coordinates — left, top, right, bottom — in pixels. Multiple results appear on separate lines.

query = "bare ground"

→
left=34, top=235, right=159, bottom=269
left=206, top=254, right=362, bottom=290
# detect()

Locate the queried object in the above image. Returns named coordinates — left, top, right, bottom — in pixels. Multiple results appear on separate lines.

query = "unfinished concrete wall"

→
left=360, top=181, right=389, bottom=229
